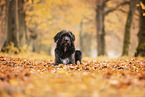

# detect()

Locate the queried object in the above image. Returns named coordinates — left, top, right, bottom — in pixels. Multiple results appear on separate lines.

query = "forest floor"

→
left=0, top=53, right=145, bottom=97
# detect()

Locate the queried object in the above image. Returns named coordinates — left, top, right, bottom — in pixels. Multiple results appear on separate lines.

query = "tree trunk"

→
left=135, top=0, right=145, bottom=57
left=0, top=0, right=8, bottom=43
left=122, top=0, right=137, bottom=56
left=83, top=33, right=91, bottom=57
left=0, top=0, right=5, bottom=35
left=1, top=0, right=19, bottom=53
left=29, top=28, right=38, bottom=53
left=79, top=21, right=83, bottom=53
left=48, top=46, right=51, bottom=56
left=96, top=0, right=106, bottom=56
left=18, top=0, right=27, bottom=47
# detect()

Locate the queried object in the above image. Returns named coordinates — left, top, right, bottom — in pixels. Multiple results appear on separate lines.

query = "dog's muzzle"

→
left=62, top=36, right=71, bottom=46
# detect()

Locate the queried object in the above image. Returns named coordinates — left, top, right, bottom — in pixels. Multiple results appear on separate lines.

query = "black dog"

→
left=54, top=30, right=82, bottom=65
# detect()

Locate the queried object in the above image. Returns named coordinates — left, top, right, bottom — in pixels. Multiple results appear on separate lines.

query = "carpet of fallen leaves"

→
left=0, top=53, right=145, bottom=97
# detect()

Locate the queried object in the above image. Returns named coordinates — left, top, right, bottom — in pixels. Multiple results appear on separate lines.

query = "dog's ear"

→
left=54, top=31, right=63, bottom=42
left=69, top=32, right=75, bottom=41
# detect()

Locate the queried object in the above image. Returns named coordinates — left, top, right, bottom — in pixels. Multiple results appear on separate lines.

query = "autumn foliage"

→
left=0, top=54, right=144, bottom=97
left=0, top=0, right=145, bottom=96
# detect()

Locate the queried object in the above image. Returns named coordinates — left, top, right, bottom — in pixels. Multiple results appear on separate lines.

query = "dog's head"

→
left=54, top=30, right=75, bottom=47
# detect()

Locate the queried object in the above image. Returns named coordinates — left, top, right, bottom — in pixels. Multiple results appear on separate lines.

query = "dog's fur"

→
left=54, top=30, right=82, bottom=65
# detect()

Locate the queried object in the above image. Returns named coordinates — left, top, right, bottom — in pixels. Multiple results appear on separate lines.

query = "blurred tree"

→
left=96, top=0, right=106, bottom=56
left=122, top=0, right=138, bottom=56
left=0, top=0, right=6, bottom=37
left=82, top=33, right=92, bottom=57
left=135, top=0, right=145, bottom=57
left=25, top=0, right=41, bottom=53
left=1, top=0, right=20, bottom=53
left=0, top=0, right=7, bottom=50
left=18, top=0, right=27, bottom=47
left=29, top=28, right=39, bottom=53
left=1, top=0, right=27, bottom=53
left=25, top=0, right=54, bottom=54
left=79, top=21, right=83, bottom=53
left=95, top=0, right=129, bottom=56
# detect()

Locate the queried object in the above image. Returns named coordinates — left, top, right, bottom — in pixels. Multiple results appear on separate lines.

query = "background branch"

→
left=105, top=1, right=130, bottom=15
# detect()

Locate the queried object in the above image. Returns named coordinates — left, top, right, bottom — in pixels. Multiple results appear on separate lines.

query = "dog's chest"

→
left=60, top=58, right=69, bottom=65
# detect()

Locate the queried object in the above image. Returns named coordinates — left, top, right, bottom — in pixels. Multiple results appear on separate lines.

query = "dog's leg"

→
left=55, top=58, right=62, bottom=65
left=69, top=53, right=75, bottom=64
left=75, top=50, right=82, bottom=64
left=54, top=52, right=62, bottom=65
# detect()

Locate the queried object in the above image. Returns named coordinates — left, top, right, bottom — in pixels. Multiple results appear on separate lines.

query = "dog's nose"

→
left=64, top=37, right=69, bottom=42
left=65, top=39, right=69, bottom=42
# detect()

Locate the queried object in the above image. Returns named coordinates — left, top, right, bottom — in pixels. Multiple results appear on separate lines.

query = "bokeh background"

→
left=0, top=0, right=144, bottom=57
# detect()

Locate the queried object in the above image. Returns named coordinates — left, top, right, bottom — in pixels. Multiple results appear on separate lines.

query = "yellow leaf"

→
left=9, top=79, right=19, bottom=85
left=140, top=1, right=145, bottom=10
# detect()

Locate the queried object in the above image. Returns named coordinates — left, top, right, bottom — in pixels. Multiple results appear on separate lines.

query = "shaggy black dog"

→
left=54, top=30, right=82, bottom=65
